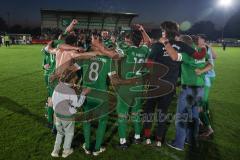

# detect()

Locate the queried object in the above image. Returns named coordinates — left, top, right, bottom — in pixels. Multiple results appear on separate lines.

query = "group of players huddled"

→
left=42, top=19, right=217, bottom=158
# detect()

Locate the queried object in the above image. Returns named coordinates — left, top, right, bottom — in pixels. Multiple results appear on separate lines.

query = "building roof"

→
left=40, top=9, right=138, bottom=17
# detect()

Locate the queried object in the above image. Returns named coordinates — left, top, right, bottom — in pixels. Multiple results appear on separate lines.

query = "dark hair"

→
left=179, top=35, right=193, bottom=47
left=130, top=29, right=143, bottom=47
left=61, top=69, right=80, bottom=84
left=160, top=21, right=179, bottom=40
left=191, top=35, right=199, bottom=46
left=65, top=34, right=78, bottom=45
left=54, top=32, right=62, bottom=40
left=197, top=34, right=207, bottom=40
left=125, top=33, right=131, bottom=39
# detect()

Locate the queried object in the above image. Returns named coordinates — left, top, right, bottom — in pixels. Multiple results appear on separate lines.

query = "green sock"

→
left=118, top=116, right=127, bottom=139
left=47, top=107, right=54, bottom=123
left=95, top=117, right=108, bottom=151
left=117, top=98, right=128, bottom=139
left=83, top=121, right=91, bottom=149
left=132, top=113, right=141, bottom=135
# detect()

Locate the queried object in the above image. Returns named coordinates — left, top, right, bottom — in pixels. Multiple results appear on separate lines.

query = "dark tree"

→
left=224, top=11, right=240, bottom=38
left=22, top=27, right=31, bottom=34
left=186, top=21, right=220, bottom=40
left=9, top=24, right=23, bottom=34
left=30, top=27, right=41, bottom=36
left=0, top=17, right=8, bottom=32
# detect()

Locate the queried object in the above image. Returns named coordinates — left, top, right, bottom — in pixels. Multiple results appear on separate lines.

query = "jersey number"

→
left=133, top=58, right=145, bottom=75
left=89, top=62, right=99, bottom=81
left=134, top=57, right=145, bottom=63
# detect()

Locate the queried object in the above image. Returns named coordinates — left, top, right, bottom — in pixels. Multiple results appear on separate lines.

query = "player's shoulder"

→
left=150, top=42, right=164, bottom=52
left=141, top=44, right=149, bottom=48
left=125, top=45, right=136, bottom=53
left=171, top=40, right=187, bottom=48
left=152, top=42, right=164, bottom=48
left=93, top=55, right=109, bottom=63
left=53, top=40, right=64, bottom=47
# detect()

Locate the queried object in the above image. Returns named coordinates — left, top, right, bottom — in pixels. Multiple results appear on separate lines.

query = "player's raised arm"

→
left=58, top=43, right=85, bottom=53
left=65, top=19, right=78, bottom=34
left=135, top=24, right=152, bottom=46
left=45, top=41, right=58, bottom=55
left=91, top=35, right=120, bottom=59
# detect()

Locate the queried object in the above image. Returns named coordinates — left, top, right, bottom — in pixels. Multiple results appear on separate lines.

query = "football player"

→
left=116, top=24, right=151, bottom=149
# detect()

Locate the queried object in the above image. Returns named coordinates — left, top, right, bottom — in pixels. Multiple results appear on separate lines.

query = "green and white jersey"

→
left=103, top=39, right=115, bottom=49
left=82, top=55, right=113, bottom=90
left=120, top=45, right=150, bottom=79
left=43, top=39, right=64, bottom=75
left=117, top=41, right=130, bottom=50
left=42, top=48, right=56, bottom=75
left=181, top=50, right=209, bottom=86
left=116, top=41, right=129, bottom=55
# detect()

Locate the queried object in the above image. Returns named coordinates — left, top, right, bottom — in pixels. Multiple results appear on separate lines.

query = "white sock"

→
left=120, top=138, right=126, bottom=144
left=134, top=134, right=140, bottom=139
left=208, top=126, right=214, bottom=132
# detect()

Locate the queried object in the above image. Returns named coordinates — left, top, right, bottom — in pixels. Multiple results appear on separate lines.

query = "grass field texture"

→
left=0, top=45, right=239, bottom=160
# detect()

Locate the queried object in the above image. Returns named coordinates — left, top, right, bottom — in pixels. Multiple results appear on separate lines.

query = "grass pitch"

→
left=0, top=45, right=239, bottom=160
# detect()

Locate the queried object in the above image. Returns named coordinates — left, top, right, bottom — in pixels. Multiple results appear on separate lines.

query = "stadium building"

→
left=40, top=9, right=138, bottom=33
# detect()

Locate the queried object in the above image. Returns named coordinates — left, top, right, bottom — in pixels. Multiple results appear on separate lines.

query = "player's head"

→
left=53, top=30, right=63, bottom=40
left=101, top=30, right=109, bottom=40
left=111, top=35, right=116, bottom=43
left=197, top=34, right=207, bottom=47
left=124, top=33, right=131, bottom=45
left=130, top=29, right=143, bottom=47
left=179, top=35, right=193, bottom=47
left=160, top=21, right=179, bottom=40
left=191, top=35, right=199, bottom=46
left=65, top=34, right=78, bottom=46
left=62, top=70, right=80, bottom=85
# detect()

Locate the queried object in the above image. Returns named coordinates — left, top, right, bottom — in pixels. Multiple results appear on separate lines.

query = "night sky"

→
left=0, top=0, right=239, bottom=28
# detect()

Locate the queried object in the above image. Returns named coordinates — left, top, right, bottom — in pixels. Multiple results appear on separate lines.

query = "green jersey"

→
left=181, top=51, right=208, bottom=86
left=116, top=41, right=130, bottom=55
left=42, top=39, right=64, bottom=74
left=115, top=44, right=149, bottom=106
left=82, top=56, right=113, bottom=90
left=120, top=45, right=150, bottom=79
left=52, top=39, right=65, bottom=48
left=42, top=48, right=56, bottom=75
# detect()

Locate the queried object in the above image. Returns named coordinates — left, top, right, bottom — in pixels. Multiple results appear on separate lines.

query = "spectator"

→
left=4, top=34, right=10, bottom=47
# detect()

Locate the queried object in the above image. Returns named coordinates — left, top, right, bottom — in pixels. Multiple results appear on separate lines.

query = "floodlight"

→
left=218, top=0, right=233, bottom=7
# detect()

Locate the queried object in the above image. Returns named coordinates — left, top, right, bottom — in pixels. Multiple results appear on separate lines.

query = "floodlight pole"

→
left=221, top=6, right=228, bottom=42
left=222, top=13, right=225, bottom=41
left=219, top=0, right=233, bottom=41
left=6, top=12, right=10, bottom=31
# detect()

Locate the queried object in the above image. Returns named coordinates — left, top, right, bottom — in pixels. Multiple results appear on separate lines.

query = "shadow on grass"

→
left=0, top=96, right=47, bottom=126
left=0, top=70, right=42, bottom=83
left=185, top=103, right=222, bottom=160
left=186, top=139, right=221, bottom=160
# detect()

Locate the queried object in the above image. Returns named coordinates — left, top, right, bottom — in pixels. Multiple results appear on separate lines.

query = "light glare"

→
left=218, top=0, right=233, bottom=7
